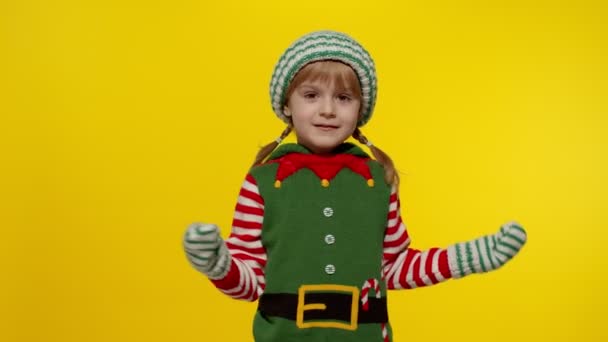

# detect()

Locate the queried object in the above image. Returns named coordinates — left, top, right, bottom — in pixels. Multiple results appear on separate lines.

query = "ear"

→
left=283, top=105, right=292, bottom=117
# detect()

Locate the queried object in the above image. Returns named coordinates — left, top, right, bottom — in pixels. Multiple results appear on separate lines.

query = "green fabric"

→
left=250, top=143, right=393, bottom=342
left=252, top=315, right=393, bottom=342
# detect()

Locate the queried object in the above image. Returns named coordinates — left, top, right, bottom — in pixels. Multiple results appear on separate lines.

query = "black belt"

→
left=258, top=292, right=388, bottom=324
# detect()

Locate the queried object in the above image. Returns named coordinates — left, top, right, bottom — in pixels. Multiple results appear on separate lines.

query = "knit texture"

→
left=447, top=221, right=527, bottom=277
left=184, top=222, right=232, bottom=280
left=249, top=143, right=391, bottom=342
left=181, top=143, right=528, bottom=342
left=270, top=30, right=377, bottom=127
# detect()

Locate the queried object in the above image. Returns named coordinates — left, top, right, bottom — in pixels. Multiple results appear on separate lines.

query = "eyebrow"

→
left=298, top=83, right=354, bottom=94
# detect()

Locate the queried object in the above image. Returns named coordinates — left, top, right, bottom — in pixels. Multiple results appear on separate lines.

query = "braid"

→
left=353, top=128, right=399, bottom=187
left=252, top=125, right=292, bottom=167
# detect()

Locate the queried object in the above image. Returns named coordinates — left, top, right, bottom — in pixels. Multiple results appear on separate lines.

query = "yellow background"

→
left=2, top=0, right=607, bottom=341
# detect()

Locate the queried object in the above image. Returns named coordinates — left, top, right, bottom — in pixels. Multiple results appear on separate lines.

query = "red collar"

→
left=270, top=153, right=374, bottom=188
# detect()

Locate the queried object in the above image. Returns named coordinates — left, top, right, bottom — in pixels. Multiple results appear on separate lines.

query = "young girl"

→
left=183, top=30, right=527, bottom=342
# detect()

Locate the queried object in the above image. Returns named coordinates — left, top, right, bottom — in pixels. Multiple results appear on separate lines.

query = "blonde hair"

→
left=254, top=61, right=398, bottom=187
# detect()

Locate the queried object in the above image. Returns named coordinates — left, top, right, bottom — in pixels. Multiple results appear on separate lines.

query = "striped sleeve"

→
left=382, top=186, right=453, bottom=290
left=210, top=174, right=267, bottom=301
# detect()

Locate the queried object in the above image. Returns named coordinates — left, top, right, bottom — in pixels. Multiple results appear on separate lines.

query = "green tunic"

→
left=250, top=143, right=393, bottom=342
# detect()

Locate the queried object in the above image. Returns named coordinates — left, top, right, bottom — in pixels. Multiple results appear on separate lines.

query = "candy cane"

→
left=361, top=278, right=389, bottom=342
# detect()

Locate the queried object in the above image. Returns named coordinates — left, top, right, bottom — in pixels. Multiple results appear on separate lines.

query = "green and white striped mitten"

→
left=183, top=222, right=231, bottom=280
left=447, top=221, right=527, bottom=278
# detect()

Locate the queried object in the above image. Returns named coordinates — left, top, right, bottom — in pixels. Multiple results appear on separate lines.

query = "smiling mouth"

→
left=314, top=124, right=339, bottom=131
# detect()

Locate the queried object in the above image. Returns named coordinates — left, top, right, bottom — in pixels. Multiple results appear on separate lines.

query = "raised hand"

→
left=183, top=222, right=231, bottom=279
left=448, top=221, right=527, bottom=278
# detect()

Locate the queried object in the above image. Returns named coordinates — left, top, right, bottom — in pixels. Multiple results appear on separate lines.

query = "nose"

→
left=319, top=97, right=336, bottom=118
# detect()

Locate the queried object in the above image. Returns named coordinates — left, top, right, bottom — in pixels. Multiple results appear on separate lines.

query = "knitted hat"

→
left=269, top=30, right=377, bottom=127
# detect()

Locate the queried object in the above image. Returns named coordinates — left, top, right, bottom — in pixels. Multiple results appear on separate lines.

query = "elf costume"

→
left=184, top=31, right=527, bottom=342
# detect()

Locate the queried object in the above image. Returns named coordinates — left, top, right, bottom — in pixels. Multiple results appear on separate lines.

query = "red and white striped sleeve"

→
left=210, top=174, right=267, bottom=301
left=382, top=186, right=453, bottom=289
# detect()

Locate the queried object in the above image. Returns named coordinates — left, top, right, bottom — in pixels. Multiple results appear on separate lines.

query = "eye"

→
left=303, top=92, right=318, bottom=99
left=337, top=94, right=352, bottom=102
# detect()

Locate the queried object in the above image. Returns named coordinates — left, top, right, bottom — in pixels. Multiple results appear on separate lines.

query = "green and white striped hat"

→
left=270, top=30, right=377, bottom=127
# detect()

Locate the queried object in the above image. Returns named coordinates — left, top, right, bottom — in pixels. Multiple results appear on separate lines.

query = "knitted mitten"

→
left=183, top=222, right=231, bottom=280
left=447, top=221, right=527, bottom=278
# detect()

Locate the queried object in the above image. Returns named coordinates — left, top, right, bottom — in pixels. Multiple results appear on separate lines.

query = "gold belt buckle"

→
left=296, top=284, right=360, bottom=331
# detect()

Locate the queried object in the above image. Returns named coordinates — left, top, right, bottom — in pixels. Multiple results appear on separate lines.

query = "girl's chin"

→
left=305, top=142, right=345, bottom=154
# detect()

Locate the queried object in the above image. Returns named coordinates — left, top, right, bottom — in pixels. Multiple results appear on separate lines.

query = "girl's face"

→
left=284, top=62, right=362, bottom=155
